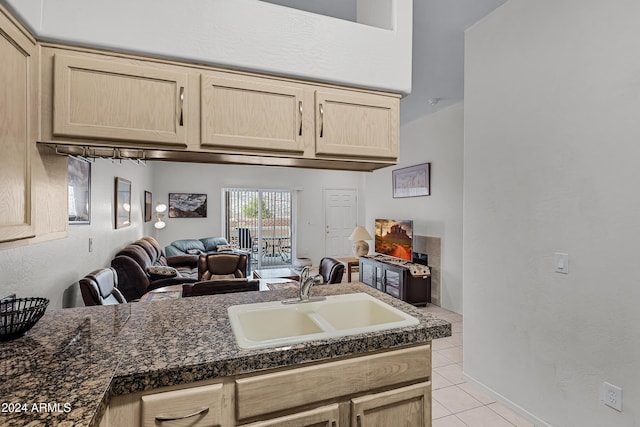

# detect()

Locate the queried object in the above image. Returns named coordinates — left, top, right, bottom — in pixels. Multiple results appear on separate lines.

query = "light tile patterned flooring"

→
left=418, top=304, right=535, bottom=427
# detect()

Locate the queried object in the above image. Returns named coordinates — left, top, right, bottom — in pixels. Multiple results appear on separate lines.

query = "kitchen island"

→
left=0, top=282, right=450, bottom=426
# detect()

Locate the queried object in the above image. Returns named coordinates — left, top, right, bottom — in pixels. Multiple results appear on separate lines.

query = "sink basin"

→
left=227, top=293, right=419, bottom=349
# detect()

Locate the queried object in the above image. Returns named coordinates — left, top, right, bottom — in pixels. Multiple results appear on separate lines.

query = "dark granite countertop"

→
left=0, top=282, right=450, bottom=426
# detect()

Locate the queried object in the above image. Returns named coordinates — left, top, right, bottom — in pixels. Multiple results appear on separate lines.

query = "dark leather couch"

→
left=182, top=278, right=260, bottom=297
left=111, top=236, right=198, bottom=301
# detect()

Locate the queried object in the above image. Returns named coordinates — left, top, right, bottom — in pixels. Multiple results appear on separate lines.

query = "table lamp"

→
left=349, top=226, right=373, bottom=257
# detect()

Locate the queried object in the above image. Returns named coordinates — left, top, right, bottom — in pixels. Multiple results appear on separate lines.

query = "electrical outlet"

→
left=603, top=382, right=622, bottom=411
left=88, top=237, right=93, bottom=253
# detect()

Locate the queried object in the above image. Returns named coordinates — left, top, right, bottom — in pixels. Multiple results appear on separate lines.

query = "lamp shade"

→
left=349, top=226, right=373, bottom=241
left=155, top=203, right=167, bottom=213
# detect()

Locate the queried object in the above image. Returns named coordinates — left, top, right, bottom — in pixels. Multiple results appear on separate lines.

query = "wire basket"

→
left=0, top=297, right=49, bottom=342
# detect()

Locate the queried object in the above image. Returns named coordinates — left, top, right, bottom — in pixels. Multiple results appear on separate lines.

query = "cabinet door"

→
left=0, top=7, right=35, bottom=242
left=53, top=54, right=189, bottom=146
left=351, top=382, right=431, bottom=427
left=314, top=89, right=398, bottom=159
left=201, top=73, right=305, bottom=153
left=240, top=403, right=340, bottom=427
left=141, top=383, right=227, bottom=427
left=383, top=267, right=403, bottom=299
left=359, top=260, right=375, bottom=287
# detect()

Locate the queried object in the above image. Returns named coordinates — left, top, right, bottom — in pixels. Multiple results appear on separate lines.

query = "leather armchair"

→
left=318, top=257, right=345, bottom=284
left=198, top=253, right=248, bottom=280
left=79, top=267, right=126, bottom=306
left=182, top=278, right=260, bottom=297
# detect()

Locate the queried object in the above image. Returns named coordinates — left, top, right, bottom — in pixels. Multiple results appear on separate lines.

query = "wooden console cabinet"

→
left=359, top=257, right=431, bottom=306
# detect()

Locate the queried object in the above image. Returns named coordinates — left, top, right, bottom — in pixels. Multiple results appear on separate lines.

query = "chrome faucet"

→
left=282, top=266, right=325, bottom=304
left=299, top=266, right=323, bottom=301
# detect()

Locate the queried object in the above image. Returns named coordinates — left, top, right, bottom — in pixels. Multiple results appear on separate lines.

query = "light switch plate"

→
left=554, top=252, right=569, bottom=274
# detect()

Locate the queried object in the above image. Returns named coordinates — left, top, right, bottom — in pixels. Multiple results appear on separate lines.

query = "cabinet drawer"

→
left=236, top=345, right=430, bottom=420
left=239, top=403, right=340, bottom=427
left=141, top=383, right=225, bottom=427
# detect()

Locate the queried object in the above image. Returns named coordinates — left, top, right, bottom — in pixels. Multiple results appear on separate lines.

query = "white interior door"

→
left=324, top=189, right=357, bottom=257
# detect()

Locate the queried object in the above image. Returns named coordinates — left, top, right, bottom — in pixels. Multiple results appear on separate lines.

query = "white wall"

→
left=151, top=162, right=366, bottom=265
left=1, top=0, right=412, bottom=94
left=0, top=159, right=154, bottom=309
left=464, top=0, right=640, bottom=425
left=365, top=103, right=464, bottom=313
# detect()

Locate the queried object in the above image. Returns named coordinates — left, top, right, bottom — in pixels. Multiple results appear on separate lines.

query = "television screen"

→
left=374, top=219, right=413, bottom=261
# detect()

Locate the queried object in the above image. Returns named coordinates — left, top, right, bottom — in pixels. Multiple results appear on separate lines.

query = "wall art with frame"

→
left=392, top=163, right=431, bottom=198
left=169, top=193, right=207, bottom=218
left=68, top=157, right=91, bottom=224
left=115, top=177, right=132, bottom=229
left=144, top=191, right=152, bottom=222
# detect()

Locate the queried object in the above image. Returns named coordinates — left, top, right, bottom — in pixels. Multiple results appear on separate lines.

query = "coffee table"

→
left=252, top=267, right=300, bottom=281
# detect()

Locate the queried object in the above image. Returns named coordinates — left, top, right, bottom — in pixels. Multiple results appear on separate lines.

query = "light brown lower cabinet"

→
left=106, top=344, right=431, bottom=427
left=351, top=382, right=431, bottom=427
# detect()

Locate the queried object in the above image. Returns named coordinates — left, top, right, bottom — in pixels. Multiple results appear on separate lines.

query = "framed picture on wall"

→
left=144, top=191, right=152, bottom=222
left=169, top=193, right=207, bottom=218
left=68, top=156, right=91, bottom=224
left=115, top=177, right=132, bottom=229
left=392, top=163, right=431, bottom=198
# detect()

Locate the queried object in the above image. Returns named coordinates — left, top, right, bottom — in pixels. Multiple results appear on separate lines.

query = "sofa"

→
left=165, top=237, right=231, bottom=257
left=165, top=237, right=252, bottom=274
left=111, top=236, right=198, bottom=301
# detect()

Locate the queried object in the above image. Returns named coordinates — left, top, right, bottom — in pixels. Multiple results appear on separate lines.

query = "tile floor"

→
left=419, top=304, right=535, bottom=427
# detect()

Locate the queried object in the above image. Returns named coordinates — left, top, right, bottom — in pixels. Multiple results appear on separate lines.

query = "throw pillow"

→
left=216, top=244, right=233, bottom=252
left=186, top=248, right=202, bottom=255
left=147, top=265, right=178, bottom=280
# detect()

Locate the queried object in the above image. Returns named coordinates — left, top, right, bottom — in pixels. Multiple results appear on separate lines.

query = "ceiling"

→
left=261, top=0, right=507, bottom=124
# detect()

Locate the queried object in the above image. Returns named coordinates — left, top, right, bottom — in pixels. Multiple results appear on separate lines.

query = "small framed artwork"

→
left=144, top=191, right=152, bottom=222
left=392, top=163, right=431, bottom=198
left=115, top=177, right=132, bottom=229
left=68, top=157, right=91, bottom=224
left=169, top=193, right=207, bottom=218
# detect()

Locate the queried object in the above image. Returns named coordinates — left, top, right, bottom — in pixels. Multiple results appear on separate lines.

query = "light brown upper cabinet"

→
left=201, top=72, right=305, bottom=153
left=314, top=89, right=399, bottom=159
left=51, top=53, right=191, bottom=147
left=0, top=7, right=36, bottom=243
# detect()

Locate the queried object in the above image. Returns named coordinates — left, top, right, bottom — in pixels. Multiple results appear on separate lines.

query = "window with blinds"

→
left=223, top=188, right=293, bottom=268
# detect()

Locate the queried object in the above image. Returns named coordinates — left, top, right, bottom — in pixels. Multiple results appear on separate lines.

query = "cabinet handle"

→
left=155, top=406, right=209, bottom=422
left=356, top=414, right=362, bottom=427
left=319, top=103, right=324, bottom=138
left=298, top=101, right=303, bottom=136
left=179, top=86, right=185, bottom=126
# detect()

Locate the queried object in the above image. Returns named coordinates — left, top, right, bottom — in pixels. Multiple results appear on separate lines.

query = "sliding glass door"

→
left=223, top=188, right=293, bottom=269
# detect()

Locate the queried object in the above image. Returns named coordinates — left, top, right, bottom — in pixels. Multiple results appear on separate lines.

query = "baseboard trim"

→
left=462, top=372, right=552, bottom=427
